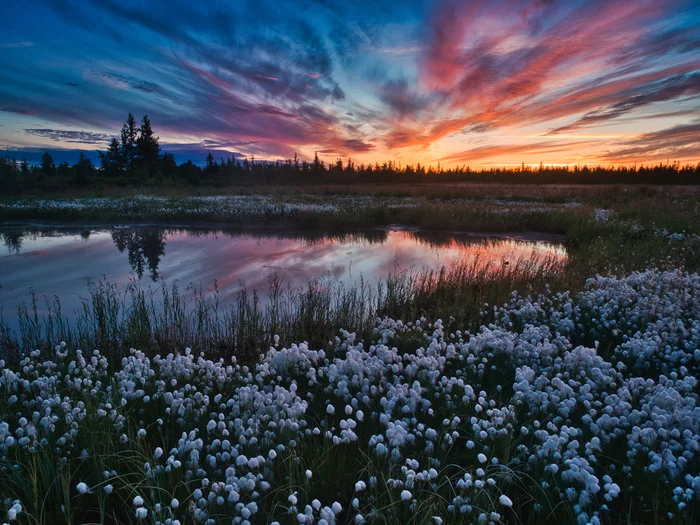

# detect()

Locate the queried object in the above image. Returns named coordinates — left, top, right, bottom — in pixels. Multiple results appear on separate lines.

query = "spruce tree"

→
left=136, top=114, right=161, bottom=178
left=99, top=138, right=124, bottom=175
left=120, top=113, right=138, bottom=172
left=312, top=152, right=321, bottom=174
left=161, top=153, right=177, bottom=176
left=74, top=152, right=94, bottom=185
left=40, top=152, right=55, bottom=176
left=205, top=152, right=215, bottom=178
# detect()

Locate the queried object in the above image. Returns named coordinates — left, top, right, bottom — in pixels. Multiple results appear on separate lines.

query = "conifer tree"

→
left=40, top=152, right=55, bottom=176
left=136, top=114, right=161, bottom=177
left=312, top=152, right=322, bottom=174
left=120, top=113, right=138, bottom=172
left=161, top=152, right=177, bottom=176
left=74, top=152, right=94, bottom=185
left=99, top=138, right=124, bottom=175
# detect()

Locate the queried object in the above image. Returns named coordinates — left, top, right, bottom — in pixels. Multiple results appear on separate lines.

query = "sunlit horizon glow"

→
left=0, top=0, right=699, bottom=168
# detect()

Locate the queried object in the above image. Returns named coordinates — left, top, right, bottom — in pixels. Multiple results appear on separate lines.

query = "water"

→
left=0, top=226, right=566, bottom=325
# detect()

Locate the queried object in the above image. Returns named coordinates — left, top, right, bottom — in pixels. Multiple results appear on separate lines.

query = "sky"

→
left=0, top=0, right=699, bottom=168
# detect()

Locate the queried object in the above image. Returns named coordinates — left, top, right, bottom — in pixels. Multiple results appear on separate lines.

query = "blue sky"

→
left=1, top=0, right=699, bottom=167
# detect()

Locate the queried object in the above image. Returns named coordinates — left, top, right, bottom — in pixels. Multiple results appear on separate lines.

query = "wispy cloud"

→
left=0, top=41, right=34, bottom=48
left=598, top=122, right=700, bottom=163
left=0, top=0, right=698, bottom=165
left=2, top=107, right=35, bottom=116
left=24, top=128, right=114, bottom=145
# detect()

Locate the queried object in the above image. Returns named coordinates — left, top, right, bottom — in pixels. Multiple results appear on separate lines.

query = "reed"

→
left=0, top=253, right=565, bottom=365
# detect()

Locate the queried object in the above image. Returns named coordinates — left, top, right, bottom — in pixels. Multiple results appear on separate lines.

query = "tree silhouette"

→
left=204, top=152, right=216, bottom=179
left=2, top=231, right=23, bottom=254
left=111, top=228, right=166, bottom=281
left=99, top=138, right=124, bottom=176
left=161, top=152, right=177, bottom=176
left=74, top=152, right=94, bottom=186
left=136, top=114, right=161, bottom=178
left=40, top=152, right=55, bottom=176
left=120, top=113, right=138, bottom=173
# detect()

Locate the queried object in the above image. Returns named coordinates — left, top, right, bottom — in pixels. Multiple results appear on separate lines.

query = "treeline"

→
left=2, top=113, right=700, bottom=194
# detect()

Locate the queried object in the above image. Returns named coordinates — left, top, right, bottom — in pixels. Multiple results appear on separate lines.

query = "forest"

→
left=2, top=113, right=700, bottom=195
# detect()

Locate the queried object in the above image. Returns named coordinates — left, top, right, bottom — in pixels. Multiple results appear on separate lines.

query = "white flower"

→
left=171, top=498, right=179, bottom=508
left=326, top=404, right=335, bottom=415
left=133, top=496, right=144, bottom=506
left=305, top=469, right=313, bottom=479
left=400, top=490, right=412, bottom=501
left=477, top=453, right=487, bottom=463
left=76, top=482, right=90, bottom=494
left=7, top=502, right=21, bottom=521
left=135, top=507, right=148, bottom=519
left=104, top=484, right=113, bottom=494
left=499, top=494, right=513, bottom=507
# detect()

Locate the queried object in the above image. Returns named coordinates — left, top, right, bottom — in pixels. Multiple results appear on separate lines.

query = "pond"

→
left=0, top=226, right=566, bottom=328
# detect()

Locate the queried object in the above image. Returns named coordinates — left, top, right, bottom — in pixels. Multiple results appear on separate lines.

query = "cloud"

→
left=2, top=107, right=35, bottom=116
left=439, top=139, right=594, bottom=165
left=24, top=128, right=113, bottom=145
left=399, top=0, right=699, bottom=151
left=598, top=122, right=700, bottom=163
left=1, top=0, right=699, bottom=165
left=379, top=78, right=436, bottom=118
left=0, top=41, right=34, bottom=48
left=95, top=72, right=164, bottom=95
left=549, top=71, right=700, bottom=133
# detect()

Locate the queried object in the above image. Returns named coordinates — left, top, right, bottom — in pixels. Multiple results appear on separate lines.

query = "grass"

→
left=1, top=185, right=700, bottom=524
left=4, top=183, right=699, bottom=362
left=1, top=269, right=698, bottom=524
left=0, top=253, right=565, bottom=366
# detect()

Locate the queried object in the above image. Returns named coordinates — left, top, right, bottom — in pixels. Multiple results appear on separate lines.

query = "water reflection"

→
left=3, top=231, right=23, bottom=255
left=111, top=229, right=167, bottom=280
left=0, top=226, right=566, bottom=322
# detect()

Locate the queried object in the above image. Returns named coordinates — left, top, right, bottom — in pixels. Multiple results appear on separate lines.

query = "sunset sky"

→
left=1, top=0, right=699, bottom=167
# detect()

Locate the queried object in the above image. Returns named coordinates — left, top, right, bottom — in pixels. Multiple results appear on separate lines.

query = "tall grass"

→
left=0, top=253, right=564, bottom=365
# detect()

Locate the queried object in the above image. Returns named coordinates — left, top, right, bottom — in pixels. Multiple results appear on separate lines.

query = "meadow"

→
left=1, top=184, right=699, bottom=524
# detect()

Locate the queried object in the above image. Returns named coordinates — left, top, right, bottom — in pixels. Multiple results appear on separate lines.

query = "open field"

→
left=1, top=185, right=700, bottom=524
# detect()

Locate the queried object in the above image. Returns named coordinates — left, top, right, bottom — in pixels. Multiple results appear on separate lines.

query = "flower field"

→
left=2, top=269, right=699, bottom=524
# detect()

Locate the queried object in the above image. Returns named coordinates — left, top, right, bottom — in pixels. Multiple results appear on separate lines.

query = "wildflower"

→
left=171, top=498, right=179, bottom=508
left=76, top=482, right=90, bottom=494
left=6, top=502, right=22, bottom=521
left=401, top=490, right=412, bottom=501
left=133, top=496, right=144, bottom=506
left=499, top=495, right=513, bottom=507
left=135, top=507, right=148, bottom=519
